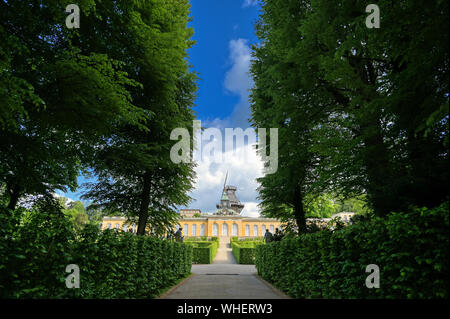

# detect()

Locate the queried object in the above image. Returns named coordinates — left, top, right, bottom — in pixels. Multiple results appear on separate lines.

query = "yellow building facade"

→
left=177, top=215, right=282, bottom=237
left=100, top=216, right=137, bottom=233
left=100, top=215, right=282, bottom=237
left=101, top=183, right=283, bottom=237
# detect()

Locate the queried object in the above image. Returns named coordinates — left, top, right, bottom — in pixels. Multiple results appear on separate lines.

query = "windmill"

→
left=215, top=170, right=244, bottom=214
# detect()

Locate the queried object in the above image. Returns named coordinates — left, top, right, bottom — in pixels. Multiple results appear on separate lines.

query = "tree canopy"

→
left=0, top=0, right=197, bottom=236
left=251, top=0, right=449, bottom=231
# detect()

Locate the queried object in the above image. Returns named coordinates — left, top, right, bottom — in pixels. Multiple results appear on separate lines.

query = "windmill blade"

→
left=223, top=171, right=228, bottom=191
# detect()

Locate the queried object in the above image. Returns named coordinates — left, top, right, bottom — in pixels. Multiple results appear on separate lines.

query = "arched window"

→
left=200, top=224, right=206, bottom=236
left=253, top=225, right=258, bottom=236
left=107, top=223, right=111, bottom=229
left=192, top=224, right=197, bottom=236
left=270, top=225, right=274, bottom=233
left=232, top=223, right=238, bottom=236
left=123, top=224, right=128, bottom=232
left=132, top=224, right=136, bottom=233
left=212, top=223, right=218, bottom=236
left=183, top=224, right=189, bottom=236
left=245, top=225, right=250, bottom=237
left=262, top=224, right=266, bottom=234
left=222, top=223, right=229, bottom=236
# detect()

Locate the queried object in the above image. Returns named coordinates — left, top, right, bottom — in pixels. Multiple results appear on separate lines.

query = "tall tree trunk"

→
left=137, top=172, right=151, bottom=235
left=405, top=131, right=448, bottom=208
left=7, top=184, right=21, bottom=210
left=359, top=115, right=399, bottom=217
left=293, top=184, right=306, bottom=233
left=353, top=59, right=399, bottom=216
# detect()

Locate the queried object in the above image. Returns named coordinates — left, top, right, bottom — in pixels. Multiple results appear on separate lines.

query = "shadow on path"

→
left=160, top=237, right=290, bottom=299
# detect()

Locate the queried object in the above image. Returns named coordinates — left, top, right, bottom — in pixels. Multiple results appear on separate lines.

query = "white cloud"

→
left=201, top=117, right=232, bottom=131
left=16, top=192, right=76, bottom=209
left=241, top=202, right=261, bottom=217
left=54, top=191, right=75, bottom=207
left=224, top=38, right=253, bottom=99
left=242, top=0, right=258, bottom=8
left=183, top=140, right=264, bottom=217
left=181, top=38, right=264, bottom=217
left=223, top=38, right=254, bottom=128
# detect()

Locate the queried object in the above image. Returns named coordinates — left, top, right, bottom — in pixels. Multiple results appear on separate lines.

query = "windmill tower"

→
left=215, top=172, right=245, bottom=215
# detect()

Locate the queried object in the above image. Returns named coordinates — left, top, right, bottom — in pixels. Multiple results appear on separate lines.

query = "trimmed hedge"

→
left=230, top=236, right=263, bottom=243
left=72, top=228, right=192, bottom=299
left=0, top=207, right=192, bottom=298
left=184, top=236, right=219, bottom=242
left=185, top=241, right=219, bottom=264
left=231, top=241, right=263, bottom=264
left=255, top=202, right=449, bottom=298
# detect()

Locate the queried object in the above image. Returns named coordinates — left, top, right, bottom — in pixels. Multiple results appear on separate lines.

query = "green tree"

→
left=79, top=0, right=197, bottom=235
left=251, top=0, right=329, bottom=231
left=336, top=195, right=372, bottom=216
left=251, top=0, right=448, bottom=228
left=304, top=193, right=340, bottom=218
left=0, top=1, right=146, bottom=211
left=85, top=203, right=108, bottom=226
left=63, top=200, right=88, bottom=232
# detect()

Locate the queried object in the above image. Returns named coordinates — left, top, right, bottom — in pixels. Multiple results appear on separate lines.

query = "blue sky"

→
left=60, top=0, right=264, bottom=217
left=188, top=0, right=259, bottom=124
